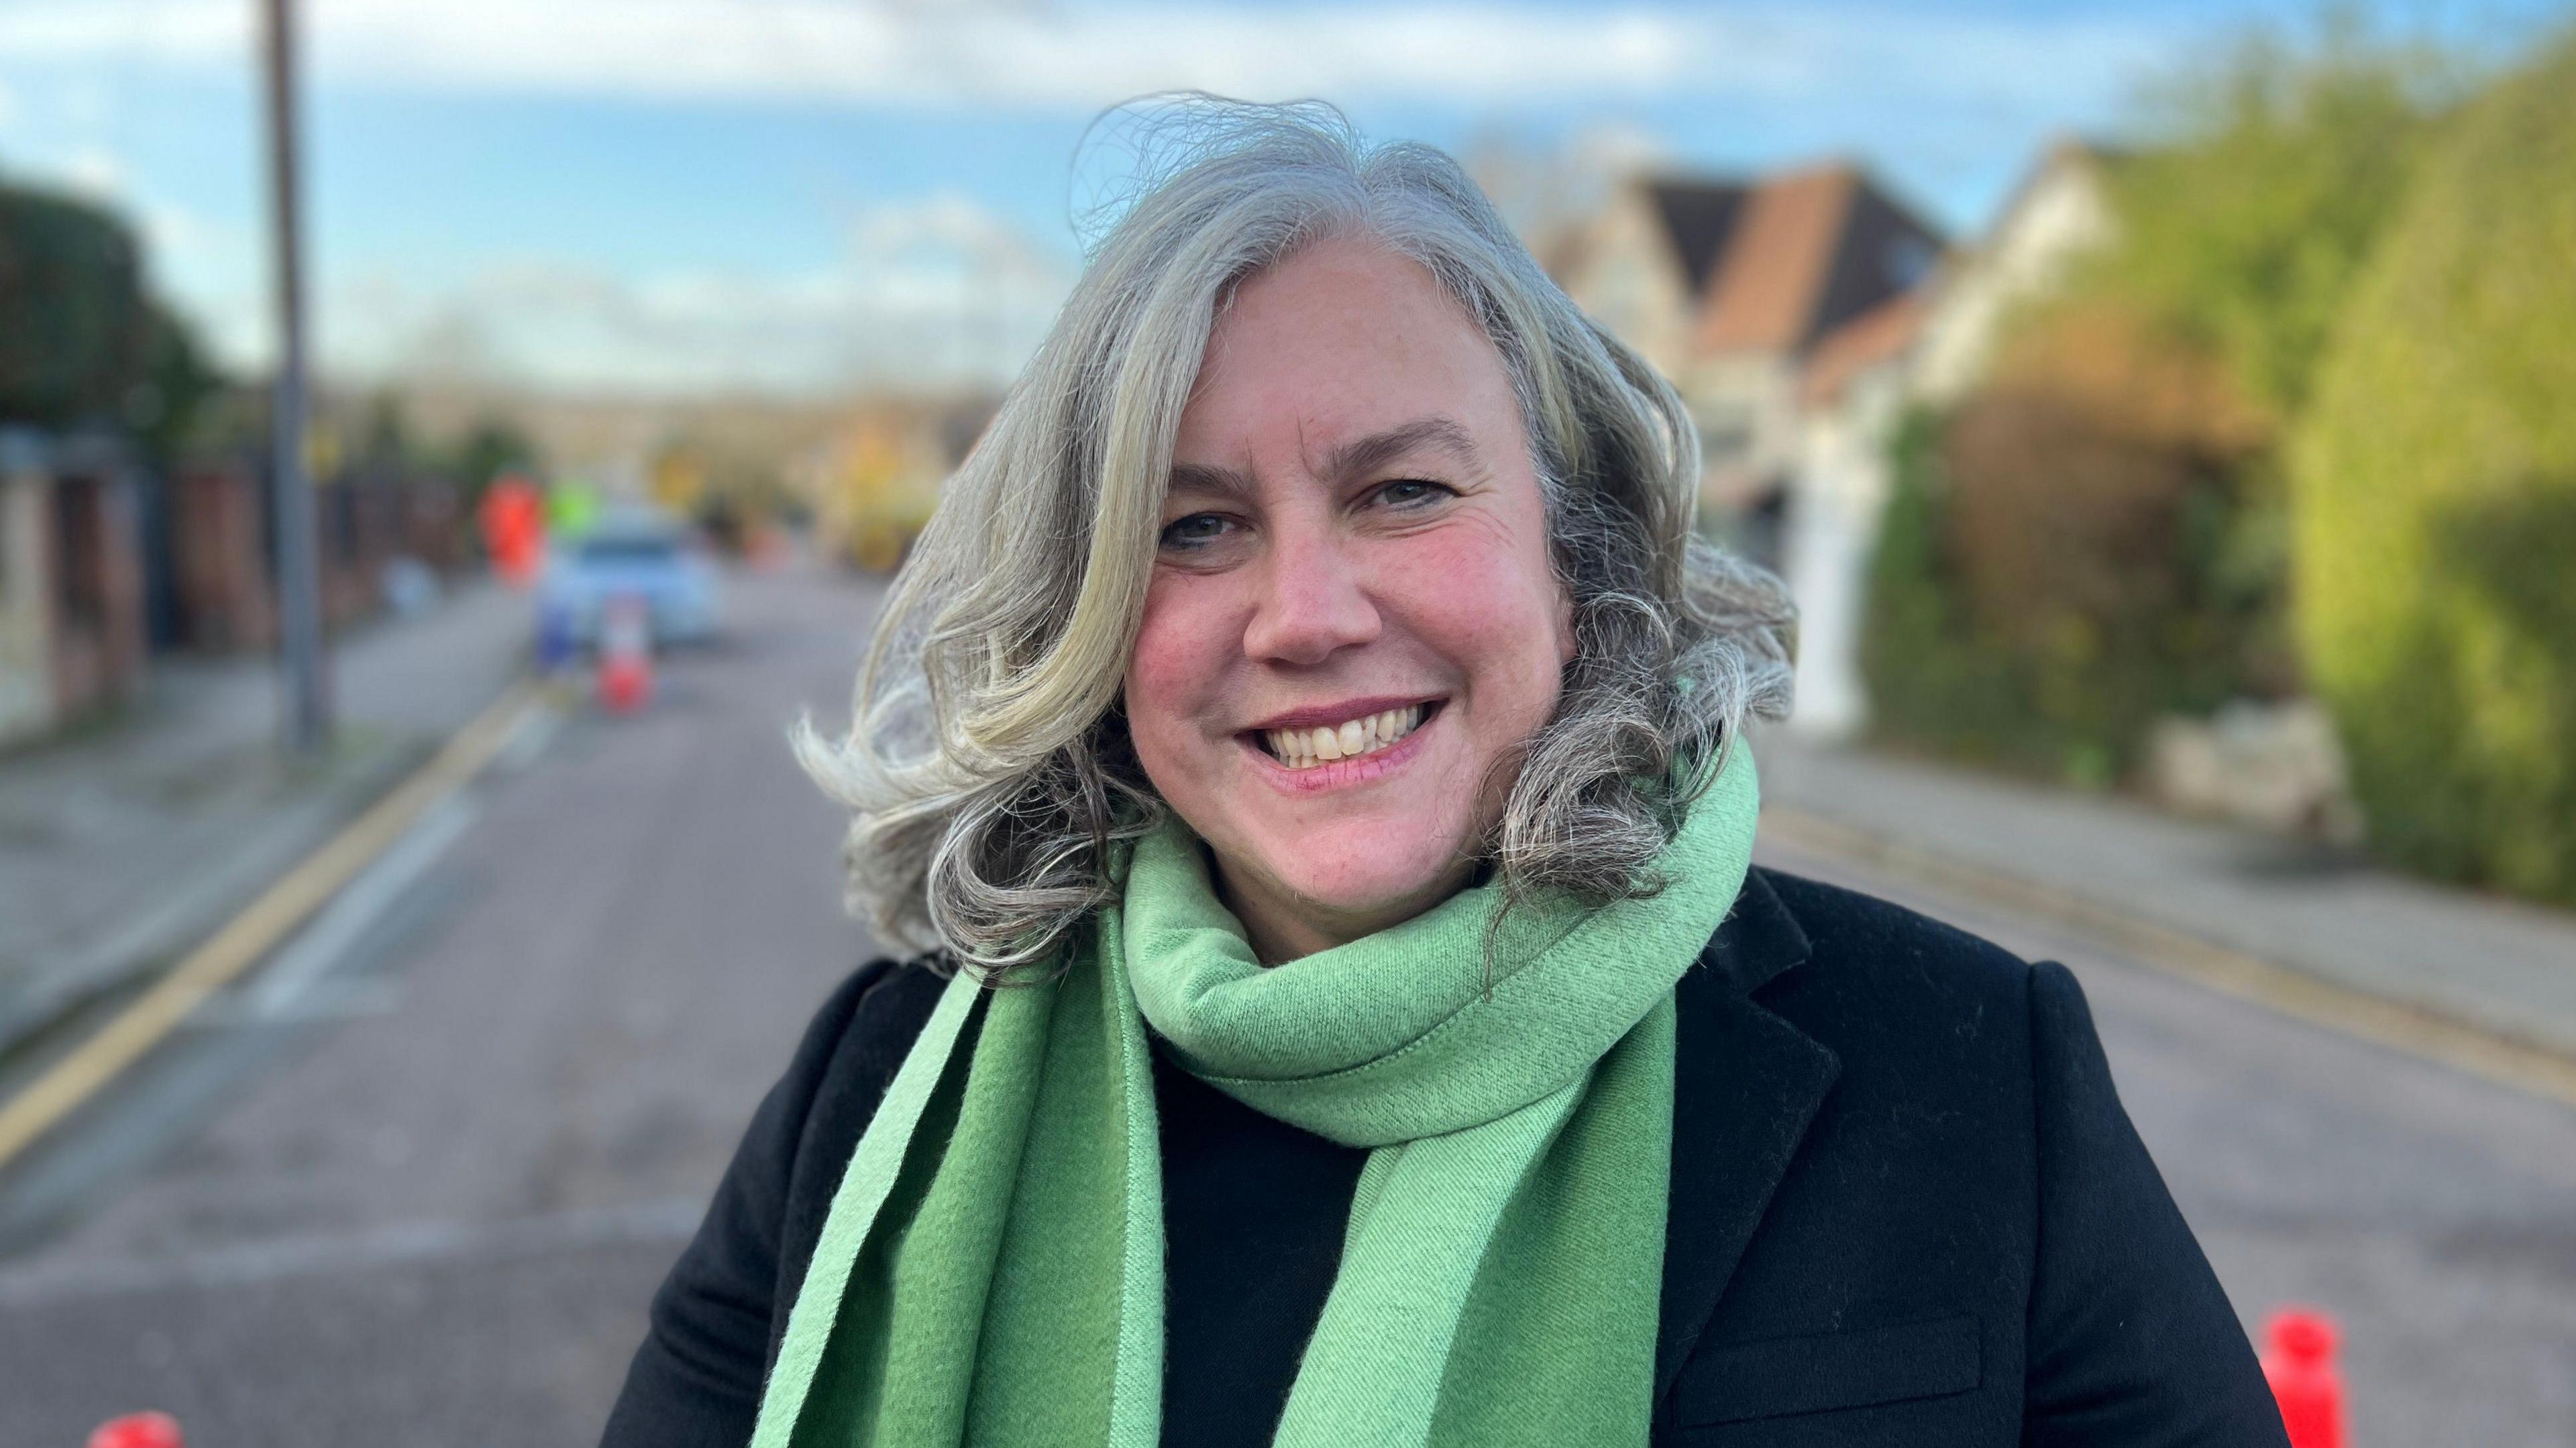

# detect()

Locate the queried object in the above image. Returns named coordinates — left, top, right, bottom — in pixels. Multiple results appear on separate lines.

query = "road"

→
left=3, top=559, right=2572, bottom=1447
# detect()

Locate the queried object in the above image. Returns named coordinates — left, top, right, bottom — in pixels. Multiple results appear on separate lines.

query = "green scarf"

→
left=751, top=744, right=1760, bottom=1448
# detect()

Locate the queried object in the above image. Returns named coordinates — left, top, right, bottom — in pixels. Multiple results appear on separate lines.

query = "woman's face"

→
left=1124, top=234, right=1574, bottom=961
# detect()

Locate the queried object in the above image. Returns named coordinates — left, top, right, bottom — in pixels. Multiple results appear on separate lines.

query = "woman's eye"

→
left=1375, top=478, right=1453, bottom=508
left=1159, top=513, right=1232, bottom=549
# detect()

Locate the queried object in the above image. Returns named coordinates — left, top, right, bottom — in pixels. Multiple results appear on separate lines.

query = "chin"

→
left=1254, top=824, right=1469, bottom=926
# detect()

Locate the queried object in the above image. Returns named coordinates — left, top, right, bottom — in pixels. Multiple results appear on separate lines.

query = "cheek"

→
left=1124, top=575, right=1234, bottom=764
left=1391, top=526, right=1566, bottom=712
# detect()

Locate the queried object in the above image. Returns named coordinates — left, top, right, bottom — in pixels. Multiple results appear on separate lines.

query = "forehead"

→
left=1177, top=235, right=1521, bottom=465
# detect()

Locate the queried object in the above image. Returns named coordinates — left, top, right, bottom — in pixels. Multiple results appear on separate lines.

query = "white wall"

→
left=1783, top=365, right=1906, bottom=736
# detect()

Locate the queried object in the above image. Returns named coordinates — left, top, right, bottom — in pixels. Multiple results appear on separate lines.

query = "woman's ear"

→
left=1554, top=589, right=1577, bottom=669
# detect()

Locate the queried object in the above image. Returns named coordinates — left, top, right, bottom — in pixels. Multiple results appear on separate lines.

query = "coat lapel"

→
left=1655, top=868, right=1841, bottom=1406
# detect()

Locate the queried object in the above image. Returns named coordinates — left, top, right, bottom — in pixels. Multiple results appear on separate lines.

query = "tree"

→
left=0, top=180, right=224, bottom=466
left=3, top=183, right=148, bottom=423
left=2096, top=15, right=2461, bottom=420
left=447, top=416, right=541, bottom=510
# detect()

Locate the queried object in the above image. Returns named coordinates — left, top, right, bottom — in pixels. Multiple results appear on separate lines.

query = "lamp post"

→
left=262, top=0, right=329, bottom=753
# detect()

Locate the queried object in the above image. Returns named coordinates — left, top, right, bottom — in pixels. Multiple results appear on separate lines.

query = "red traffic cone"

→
left=596, top=597, right=655, bottom=714
left=88, top=1412, right=184, bottom=1448
left=2260, top=1307, right=2347, bottom=1448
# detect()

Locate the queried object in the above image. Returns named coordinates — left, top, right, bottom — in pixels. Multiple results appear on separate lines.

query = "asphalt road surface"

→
left=3, top=560, right=2571, bottom=1447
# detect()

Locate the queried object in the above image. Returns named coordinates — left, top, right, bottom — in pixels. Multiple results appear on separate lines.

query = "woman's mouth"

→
left=1252, top=702, right=1433, bottom=771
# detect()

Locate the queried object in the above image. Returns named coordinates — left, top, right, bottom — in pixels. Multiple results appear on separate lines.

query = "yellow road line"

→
left=0, top=680, right=546, bottom=1174
left=1760, top=805, right=2576, bottom=1111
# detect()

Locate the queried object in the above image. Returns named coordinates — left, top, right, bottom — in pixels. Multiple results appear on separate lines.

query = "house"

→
left=0, top=429, right=151, bottom=747
left=1909, top=139, right=2120, bottom=408
left=1552, top=160, right=1945, bottom=732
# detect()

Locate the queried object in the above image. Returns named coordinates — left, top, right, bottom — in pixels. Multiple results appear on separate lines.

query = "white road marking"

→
left=494, top=699, right=568, bottom=772
left=241, top=793, right=482, bottom=1019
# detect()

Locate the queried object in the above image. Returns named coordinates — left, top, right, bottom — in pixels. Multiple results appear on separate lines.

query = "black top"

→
left=600, top=869, right=2290, bottom=1447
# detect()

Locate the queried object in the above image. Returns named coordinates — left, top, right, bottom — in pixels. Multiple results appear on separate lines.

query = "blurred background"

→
left=1, top=0, right=2573, bottom=1443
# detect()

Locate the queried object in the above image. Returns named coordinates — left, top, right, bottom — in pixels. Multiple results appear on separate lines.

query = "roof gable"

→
left=1687, top=164, right=1944, bottom=359
left=1609, top=161, right=1947, bottom=363
left=1644, top=180, right=1750, bottom=295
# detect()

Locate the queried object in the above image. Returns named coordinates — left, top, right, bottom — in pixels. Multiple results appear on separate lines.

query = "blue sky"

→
left=0, top=0, right=2564, bottom=394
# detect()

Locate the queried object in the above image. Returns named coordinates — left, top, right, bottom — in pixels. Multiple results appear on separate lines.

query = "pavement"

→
left=1756, top=732, right=2576, bottom=1071
left=0, top=577, right=533, bottom=1062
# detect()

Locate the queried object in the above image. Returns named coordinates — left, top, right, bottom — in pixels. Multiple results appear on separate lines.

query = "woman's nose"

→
left=1241, top=525, right=1381, bottom=666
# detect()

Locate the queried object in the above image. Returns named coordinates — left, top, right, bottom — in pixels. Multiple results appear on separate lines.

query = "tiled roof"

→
left=1695, top=164, right=1861, bottom=355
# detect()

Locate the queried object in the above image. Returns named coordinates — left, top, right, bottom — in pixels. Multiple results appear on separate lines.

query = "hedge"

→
left=1861, top=364, right=2284, bottom=790
left=2290, top=30, right=2576, bottom=903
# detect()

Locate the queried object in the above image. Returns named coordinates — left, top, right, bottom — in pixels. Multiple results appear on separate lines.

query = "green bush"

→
left=2291, top=30, right=2576, bottom=904
left=1859, top=410, right=2047, bottom=770
left=1861, top=389, right=2275, bottom=788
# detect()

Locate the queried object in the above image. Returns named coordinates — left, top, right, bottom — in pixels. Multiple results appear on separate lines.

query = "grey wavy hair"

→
left=794, top=98, right=1795, bottom=977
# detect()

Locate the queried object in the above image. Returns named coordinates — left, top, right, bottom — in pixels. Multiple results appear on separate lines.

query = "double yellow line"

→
left=0, top=681, right=545, bottom=1174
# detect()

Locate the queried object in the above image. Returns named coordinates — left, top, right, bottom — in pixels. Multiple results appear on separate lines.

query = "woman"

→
left=602, top=103, right=2288, bottom=1447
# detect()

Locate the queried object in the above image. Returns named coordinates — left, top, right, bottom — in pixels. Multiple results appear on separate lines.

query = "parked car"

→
left=537, top=514, right=722, bottom=649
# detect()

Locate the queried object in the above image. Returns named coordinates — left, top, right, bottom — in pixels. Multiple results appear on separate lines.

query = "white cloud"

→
left=62, top=142, right=125, bottom=199
left=134, top=194, right=225, bottom=265
left=0, top=0, right=2175, bottom=112
left=321, top=191, right=1072, bottom=394
left=2, top=136, right=136, bottom=204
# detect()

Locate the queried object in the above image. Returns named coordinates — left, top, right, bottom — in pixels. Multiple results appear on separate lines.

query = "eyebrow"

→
left=1323, top=415, right=1482, bottom=483
left=1165, top=415, right=1482, bottom=502
left=1167, top=459, right=1257, bottom=502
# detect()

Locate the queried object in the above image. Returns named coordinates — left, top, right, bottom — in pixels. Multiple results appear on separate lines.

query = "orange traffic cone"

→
left=88, top=1412, right=183, bottom=1448
left=597, top=596, right=655, bottom=714
left=2260, top=1307, right=2347, bottom=1448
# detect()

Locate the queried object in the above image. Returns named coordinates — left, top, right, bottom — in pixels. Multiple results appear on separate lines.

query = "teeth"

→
left=1262, top=705, right=1428, bottom=771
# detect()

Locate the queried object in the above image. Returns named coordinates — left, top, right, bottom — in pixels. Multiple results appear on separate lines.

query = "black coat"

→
left=601, top=869, right=2290, bottom=1446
